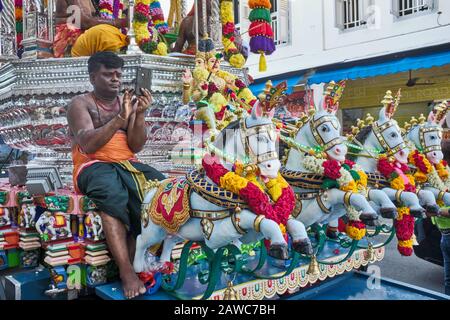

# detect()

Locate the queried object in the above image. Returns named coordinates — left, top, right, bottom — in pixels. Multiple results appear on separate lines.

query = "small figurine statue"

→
left=181, top=36, right=257, bottom=133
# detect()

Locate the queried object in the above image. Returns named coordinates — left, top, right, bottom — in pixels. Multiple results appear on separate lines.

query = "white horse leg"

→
left=238, top=210, right=289, bottom=259
left=382, top=188, right=425, bottom=217
left=367, top=189, right=397, bottom=218
left=238, top=210, right=285, bottom=245
left=416, top=189, right=440, bottom=216
left=134, top=220, right=167, bottom=273
left=424, top=187, right=450, bottom=207
left=159, top=235, right=183, bottom=263
left=286, top=218, right=313, bottom=255
left=326, top=189, right=378, bottom=224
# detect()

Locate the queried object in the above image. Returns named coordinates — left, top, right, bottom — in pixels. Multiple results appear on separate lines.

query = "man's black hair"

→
left=88, top=51, right=124, bottom=74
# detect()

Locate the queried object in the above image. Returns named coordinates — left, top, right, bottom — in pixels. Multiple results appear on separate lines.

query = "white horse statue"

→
left=404, top=101, right=450, bottom=207
left=347, top=90, right=437, bottom=217
left=280, top=82, right=395, bottom=239
left=133, top=102, right=313, bottom=273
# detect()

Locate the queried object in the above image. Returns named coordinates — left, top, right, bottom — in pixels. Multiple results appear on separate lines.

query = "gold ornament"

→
left=223, top=281, right=239, bottom=300
left=365, top=113, right=374, bottom=125
left=435, top=101, right=448, bottom=122
left=307, top=255, right=320, bottom=276
left=381, top=90, right=394, bottom=106
left=410, top=116, right=418, bottom=126
left=366, top=243, right=375, bottom=263
left=418, top=113, right=426, bottom=124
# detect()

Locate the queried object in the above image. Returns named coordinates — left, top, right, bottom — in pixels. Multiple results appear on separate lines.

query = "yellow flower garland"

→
left=345, top=224, right=367, bottom=240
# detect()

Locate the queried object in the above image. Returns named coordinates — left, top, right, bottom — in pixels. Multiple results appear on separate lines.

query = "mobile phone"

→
left=134, top=67, right=152, bottom=95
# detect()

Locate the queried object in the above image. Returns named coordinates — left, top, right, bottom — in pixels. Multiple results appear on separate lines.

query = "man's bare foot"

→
left=121, top=271, right=146, bottom=299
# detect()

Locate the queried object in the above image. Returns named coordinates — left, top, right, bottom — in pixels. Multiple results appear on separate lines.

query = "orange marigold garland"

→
left=377, top=155, right=415, bottom=256
left=202, top=154, right=294, bottom=238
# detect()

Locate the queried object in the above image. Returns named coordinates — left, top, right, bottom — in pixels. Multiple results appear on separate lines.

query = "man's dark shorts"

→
left=77, top=161, right=165, bottom=238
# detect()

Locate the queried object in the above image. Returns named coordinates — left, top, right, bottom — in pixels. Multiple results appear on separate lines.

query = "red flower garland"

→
left=202, top=155, right=294, bottom=225
left=323, top=160, right=342, bottom=180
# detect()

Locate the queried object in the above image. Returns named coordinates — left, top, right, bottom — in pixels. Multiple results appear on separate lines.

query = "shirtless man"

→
left=67, top=51, right=165, bottom=298
left=54, top=0, right=128, bottom=58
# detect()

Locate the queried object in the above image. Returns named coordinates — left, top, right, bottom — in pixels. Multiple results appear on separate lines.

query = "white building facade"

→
left=237, top=0, right=450, bottom=129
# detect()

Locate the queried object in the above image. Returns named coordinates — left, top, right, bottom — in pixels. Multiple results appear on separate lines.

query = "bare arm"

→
left=127, top=112, right=147, bottom=153
left=127, top=89, right=152, bottom=153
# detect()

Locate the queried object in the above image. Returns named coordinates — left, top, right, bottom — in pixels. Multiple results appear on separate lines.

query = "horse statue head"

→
left=285, top=81, right=347, bottom=170
left=405, top=101, right=448, bottom=165
left=209, top=86, right=284, bottom=180
left=350, top=90, right=408, bottom=171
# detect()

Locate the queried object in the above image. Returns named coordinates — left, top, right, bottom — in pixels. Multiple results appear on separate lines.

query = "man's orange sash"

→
left=72, top=131, right=136, bottom=192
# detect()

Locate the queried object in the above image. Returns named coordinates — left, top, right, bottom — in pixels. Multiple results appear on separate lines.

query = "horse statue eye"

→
left=321, top=125, right=329, bottom=132
left=390, top=132, right=397, bottom=138
left=431, top=135, right=436, bottom=140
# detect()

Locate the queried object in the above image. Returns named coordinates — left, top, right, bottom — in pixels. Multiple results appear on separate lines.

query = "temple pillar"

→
left=21, top=0, right=54, bottom=59
left=0, top=0, right=18, bottom=62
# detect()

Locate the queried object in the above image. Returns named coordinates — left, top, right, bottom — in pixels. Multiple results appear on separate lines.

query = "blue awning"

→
left=307, top=50, right=450, bottom=85
left=250, top=75, right=301, bottom=95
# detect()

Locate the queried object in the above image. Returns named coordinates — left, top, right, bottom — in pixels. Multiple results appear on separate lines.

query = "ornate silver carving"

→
left=21, top=0, right=52, bottom=59
left=0, top=53, right=249, bottom=185
left=210, top=0, right=222, bottom=49
left=0, top=0, right=18, bottom=61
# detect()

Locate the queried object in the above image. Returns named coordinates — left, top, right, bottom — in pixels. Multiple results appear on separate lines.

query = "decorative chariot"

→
left=0, top=0, right=448, bottom=301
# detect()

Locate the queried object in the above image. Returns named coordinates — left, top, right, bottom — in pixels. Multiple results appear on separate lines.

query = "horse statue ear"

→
left=251, top=100, right=263, bottom=119
left=322, top=80, right=345, bottom=115
left=430, top=101, right=448, bottom=127
left=379, top=89, right=400, bottom=122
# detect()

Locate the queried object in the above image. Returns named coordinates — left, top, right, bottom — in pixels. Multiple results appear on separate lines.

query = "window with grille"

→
left=241, top=0, right=290, bottom=46
left=392, top=0, right=435, bottom=17
left=270, top=0, right=290, bottom=46
left=335, top=0, right=369, bottom=30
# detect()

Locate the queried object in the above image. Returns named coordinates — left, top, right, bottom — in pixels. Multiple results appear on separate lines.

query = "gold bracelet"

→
left=395, top=190, right=403, bottom=204
left=344, top=191, right=352, bottom=207
left=253, top=215, right=265, bottom=233
left=438, top=191, right=446, bottom=204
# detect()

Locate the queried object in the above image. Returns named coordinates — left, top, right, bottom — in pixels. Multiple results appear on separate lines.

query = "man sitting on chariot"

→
left=54, top=0, right=129, bottom=58
left=67, top=51, right=165, bottom=298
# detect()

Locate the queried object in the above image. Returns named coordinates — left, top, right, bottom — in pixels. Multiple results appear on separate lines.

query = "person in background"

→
left=67, top=52, right=165, bottom=298
left=54, top=0, right=128, bottom=58
left=437, top=121, right=450, bottom=295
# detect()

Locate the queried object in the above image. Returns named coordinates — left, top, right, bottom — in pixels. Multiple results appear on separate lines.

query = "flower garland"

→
left=303, top=157, right=367, bottom=194
left=133, top=0, right=168, bottom=56
left=302, top=156, right=368, bottom=240
left=149, top=0, right=169, bottom=35
left=220, top=0, right=246, bottom=68
left=377, top=155, right=415, bottom=256
left=409, top=150, right=448, bottom=199
left=248, top=0, right=276, bottom=72
left=15, top=0, right=23, bottom=58
left=202, top=154, right=294, bottom=227
left=99, top=0, right=124, bottom=19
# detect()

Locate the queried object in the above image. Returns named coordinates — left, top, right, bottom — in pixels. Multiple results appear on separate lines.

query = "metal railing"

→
left=271, top=12, right=289, bottom=46
left=397, top=0, right=432, bottom=17
left=342, top=0, right=366, bottom=30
